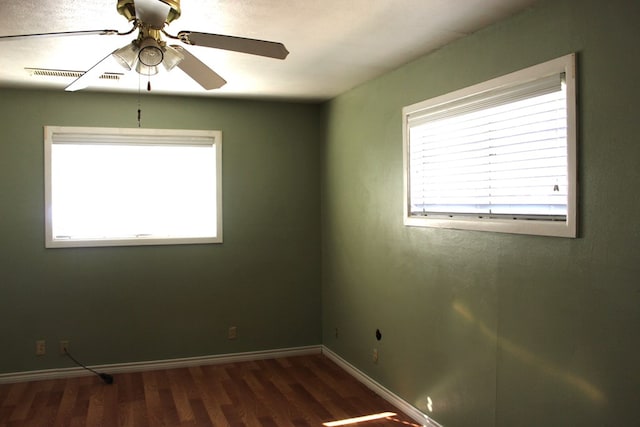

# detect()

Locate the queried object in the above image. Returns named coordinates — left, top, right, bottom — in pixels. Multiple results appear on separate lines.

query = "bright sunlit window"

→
left=403, top=54, right=577, bottom=237
left=44, top=126, right=222, bottom=248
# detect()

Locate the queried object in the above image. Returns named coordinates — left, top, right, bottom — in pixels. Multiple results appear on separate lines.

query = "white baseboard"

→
left=0, top=345, right=322, bottom=384
left=1, top=344, right=440, bottom=427
left=321, top=346, right=442, bottom=427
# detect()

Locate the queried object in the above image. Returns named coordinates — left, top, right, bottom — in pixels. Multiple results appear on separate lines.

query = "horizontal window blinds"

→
left=45, top=127, right=222, bottom=247
left=51, top=132, right=214, bottom=147
left=407, top=73, right=567, bottom=219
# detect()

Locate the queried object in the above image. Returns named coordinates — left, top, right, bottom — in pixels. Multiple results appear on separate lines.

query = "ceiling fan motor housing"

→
left=117, top=0, right=181, bottom=24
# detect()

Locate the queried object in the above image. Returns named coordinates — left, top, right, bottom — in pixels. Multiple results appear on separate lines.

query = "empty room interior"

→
left=0, top=0, right=638, bottom=426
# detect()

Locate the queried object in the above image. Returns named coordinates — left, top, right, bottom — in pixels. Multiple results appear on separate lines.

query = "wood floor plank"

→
left=167, top=368, right=196, bottom=424
left=188, top=397, right=214, bottom=427
left=86, top=381, right=107, bottom=427
left=100, top=381, right=119, bottom=427
left=157, top=388, right=180, bottom=426
left=52, top=380, right=77, bottom=427
left=8, top=381, right=40, bottom=422
left=252, top=369, right=304, bottom=427
left=0, top=381, right=27, bottom=408
left=142, top=371, right=165, bottom=427
left=26, top=388, right=58, bottom=427
left=0, top=354, right=418, bottom=427
left=187, top=367, right=228, bottom=426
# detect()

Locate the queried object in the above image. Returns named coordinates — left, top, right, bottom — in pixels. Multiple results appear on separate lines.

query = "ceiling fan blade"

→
left=171, top=45, right=226, bottom=90
left=65, top=51, right=117, bottom=92
left=178, top=31, right=289, bottom=60
left=135, top=0, right=171, bottom=29
left=0, top=29, right=121, bottom=41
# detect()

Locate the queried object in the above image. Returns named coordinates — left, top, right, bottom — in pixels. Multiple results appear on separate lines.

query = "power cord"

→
left=64, top=348, right=114, bottom=385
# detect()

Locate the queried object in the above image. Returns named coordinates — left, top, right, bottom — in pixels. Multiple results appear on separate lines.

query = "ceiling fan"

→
left=0, top=0, right=289, bottom=91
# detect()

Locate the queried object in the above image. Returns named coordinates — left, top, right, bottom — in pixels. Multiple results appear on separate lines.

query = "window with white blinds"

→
left=44, top=126, right=223, bottom=248
left=403, top=54, right=577, bottom=237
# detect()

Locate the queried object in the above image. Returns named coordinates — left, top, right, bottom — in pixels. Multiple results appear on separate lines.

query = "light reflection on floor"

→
left=323, top=411, right=424, bottom=426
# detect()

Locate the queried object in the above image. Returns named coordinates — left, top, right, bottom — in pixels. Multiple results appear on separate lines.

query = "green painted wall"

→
left=321, top=0, right=640, bottom=426
left=0, top=89, right=322, bottom=371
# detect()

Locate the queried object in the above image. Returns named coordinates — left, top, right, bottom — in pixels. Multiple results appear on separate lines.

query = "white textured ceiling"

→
left=0, top=0, right=539, bottom=101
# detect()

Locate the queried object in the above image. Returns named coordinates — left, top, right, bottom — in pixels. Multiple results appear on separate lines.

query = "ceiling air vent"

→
left=25, top=68, right=123, bottom=81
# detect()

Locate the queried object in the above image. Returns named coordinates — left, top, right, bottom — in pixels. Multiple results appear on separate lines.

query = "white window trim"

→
left=402, top=54, right=577, bottom=238
left=44, top=126, right=223, bottom=248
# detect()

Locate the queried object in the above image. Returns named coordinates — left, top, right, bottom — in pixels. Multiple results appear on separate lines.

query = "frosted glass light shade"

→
left=112, top=42, right=138, bottom=70
left=162, top=45, right=184, bottom=71
left=136, top=62, right=159, bottom=76
left=138, top=37, right=164, bottom=66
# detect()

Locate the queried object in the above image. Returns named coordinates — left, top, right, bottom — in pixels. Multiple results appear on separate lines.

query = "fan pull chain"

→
left=137, top=71, right=142, bottom=128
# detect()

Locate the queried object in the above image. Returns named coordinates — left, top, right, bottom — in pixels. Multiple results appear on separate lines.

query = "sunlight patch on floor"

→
left=323, top=412, right=397, bottom=426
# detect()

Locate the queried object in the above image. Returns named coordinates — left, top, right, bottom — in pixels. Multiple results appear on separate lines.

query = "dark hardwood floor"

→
left=0, top=354, right=420, bottom=426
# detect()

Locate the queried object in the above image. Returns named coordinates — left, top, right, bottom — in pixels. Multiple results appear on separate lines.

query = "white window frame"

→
left=44, top=126, right=223, bottom=248
left=402, top=54, right=577, bottom=238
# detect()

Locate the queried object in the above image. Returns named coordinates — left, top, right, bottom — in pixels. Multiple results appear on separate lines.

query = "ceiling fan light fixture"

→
left=112, top=42, right=139, bottom=70
left=3, top=0, right=288, bottom=91
left=138, top=37, right=163, bottom=67
left=162, top=45, right=184, bottom=71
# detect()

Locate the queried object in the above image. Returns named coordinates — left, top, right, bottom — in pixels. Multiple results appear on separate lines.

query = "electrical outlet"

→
left=59, top=340, right=69, bottom=355
left=35, top=340, right=46, bottom=356
left=372, top=348, right=379, bottom=363
left=228, top=326, right=237, bottom=340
